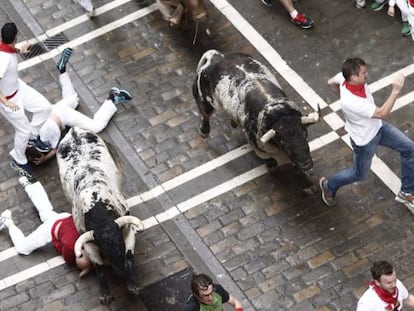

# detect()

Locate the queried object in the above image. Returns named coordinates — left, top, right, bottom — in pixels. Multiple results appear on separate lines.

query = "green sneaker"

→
left=401, top=21, right=410, bottom=36
left=370, top=0, right=387, bottom=11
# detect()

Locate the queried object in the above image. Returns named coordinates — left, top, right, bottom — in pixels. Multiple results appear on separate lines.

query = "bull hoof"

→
left=230, top=120, right=238, bottom=128
left=128, top=284, right=142, bottom=295
left=199, top=128, right=210, bottom=139
left=303, top=185, right=318, bottom=195
left=100, top=293, right=113, bottom=305
left=264, top=158, right=278, bottom=170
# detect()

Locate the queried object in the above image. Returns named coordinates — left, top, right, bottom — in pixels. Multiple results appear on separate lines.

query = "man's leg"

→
left=0, top=210, right=54, bottom=255
left=322, top=134, right=380, bottom=206
left=378, top=122, right=414, bottom=194
left=57, top=72, right=79, bottom=110
left=17, top=80, right=51, bottom=137
left=63, top=87, right=131, bottom=133
left=20, top=177, right=58, bottom=223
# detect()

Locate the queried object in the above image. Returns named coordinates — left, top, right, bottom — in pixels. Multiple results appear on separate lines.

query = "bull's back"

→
left=57, top=128, right=125, bottom=230
left=196, top=50, right=286, bottom=124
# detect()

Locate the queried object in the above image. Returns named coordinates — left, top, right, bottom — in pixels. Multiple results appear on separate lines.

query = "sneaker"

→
left=10, top=160, right=36, bottom=183
left=33, top=136, right=51, bottom=153
left=370, top=0, right=387, bottom=11
left=27, top=138, right=36, bottom=148
left=355, top=0, right=366, bottom=9
left=109, top=87, right=133, bottom=105
left=401, top=21, right=411, bottom=36
left=56, top=48, right=73, bottom=73
left=291, top=13, right=314, bottom=29
left=18, top=176, right=32, bottom=188
left=395, top=191, right=414, bottom=213
left=319, top=177, right=336, bottom=207
left=0, top=210, right=12, bottom=231
left=86, top=8, right=96, bottom=18
left=261, top=0, right=273, bottom=6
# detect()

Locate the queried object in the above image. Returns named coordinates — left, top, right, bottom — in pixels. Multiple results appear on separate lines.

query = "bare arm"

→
left=372, top=73, right=405, bottom=119
left=327, top=77, right=340, bottom=95
left=403, top=294, right=414, bottom=307
left=227, top=294, right=243, bottom=310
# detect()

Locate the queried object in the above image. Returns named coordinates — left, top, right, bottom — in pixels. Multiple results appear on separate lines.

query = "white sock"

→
left=290, top=10, right=298, bottom=19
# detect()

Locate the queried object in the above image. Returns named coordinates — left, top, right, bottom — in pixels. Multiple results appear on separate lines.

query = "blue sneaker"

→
left=56, top=48, right=73, bottom=73
left=10, top=160, right=36, bottom=183
left=109, top=87, right=132, bottom=105
left=33, top=136, right=51, bottom=153
left=27, top=138, right=36, bottom=147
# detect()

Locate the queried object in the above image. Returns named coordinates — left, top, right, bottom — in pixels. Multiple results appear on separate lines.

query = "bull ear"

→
left=260, top=129, right=276, bottom=144
left=74, top=230, right=94, bottom=258
left=115, top=216, right=144, bottom=233
left=301, top=111, right=319, bottom=124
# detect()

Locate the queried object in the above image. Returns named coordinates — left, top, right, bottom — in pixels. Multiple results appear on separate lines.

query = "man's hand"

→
left=392, top=73, right=405, bottom=95
left=387, top=6, right=395, bottom=17
left=4, top=100, right=20, bottom=111
left=20, top=44, right=31, bottom=54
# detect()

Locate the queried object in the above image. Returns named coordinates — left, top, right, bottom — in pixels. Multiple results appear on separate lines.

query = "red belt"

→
left=6, top=89, right=18, bottom=100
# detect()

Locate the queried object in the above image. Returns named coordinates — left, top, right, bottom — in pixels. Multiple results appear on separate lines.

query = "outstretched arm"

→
left=227, top=294, right=243, bottom=310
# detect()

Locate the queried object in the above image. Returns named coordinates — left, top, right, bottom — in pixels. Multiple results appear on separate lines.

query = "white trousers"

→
left=395, top=0, right=414, bottom=39
left=53, top=72, right=117, bottom=133
left=74, top=0, right=94, bottom=12
left=39, top=73, right=117, bottom=147
left=0, top=79, right=51, bottom=164
left=6, top=181, right=70, bottom=255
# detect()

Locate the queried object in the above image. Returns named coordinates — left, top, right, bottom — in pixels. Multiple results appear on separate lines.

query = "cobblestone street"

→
left=1, top=0, right=414, bottom=310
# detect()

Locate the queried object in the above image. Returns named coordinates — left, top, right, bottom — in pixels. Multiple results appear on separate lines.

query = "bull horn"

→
left=115, top=216, right=144, bottom=233
left=301, top=111, right=319, bottom=124
left=74, top=230, right=94, bottom=258
left=260, top=129, right=276, bottom=144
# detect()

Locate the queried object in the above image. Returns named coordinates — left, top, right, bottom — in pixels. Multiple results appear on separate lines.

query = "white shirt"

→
left=0, top=51, right=19, bottom=96
left=334, top=72, right=382, bottom=146
left=357, top=279, right=408, bottom=311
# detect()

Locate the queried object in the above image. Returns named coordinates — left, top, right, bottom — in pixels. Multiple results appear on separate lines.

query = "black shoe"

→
left=10, top=160, right=36, bottom=183
left=56, top=48, right=73, bottom=73
left=261, top=0, right=273, bottom=6
left=33, top=136, right=51, bottom=153
left=108, top=87, right=133, bottom=105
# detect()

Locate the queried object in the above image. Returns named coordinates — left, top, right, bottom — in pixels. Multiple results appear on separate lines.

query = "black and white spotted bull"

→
left=56, top=127, right=144, bottom=304
left=193, top=50, right=320, bottom=192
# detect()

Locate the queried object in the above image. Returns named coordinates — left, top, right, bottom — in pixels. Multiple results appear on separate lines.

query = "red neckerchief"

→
left=343, top=80, right=367, bottom=98
left=409, top=0, right=414, bottom=8
left=367, top=281, right=399, bottom=310
left=0, top=42, right=17, bottom=53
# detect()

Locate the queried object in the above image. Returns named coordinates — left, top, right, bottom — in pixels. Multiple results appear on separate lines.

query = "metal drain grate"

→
left=21, top=33, right=69, bottom=60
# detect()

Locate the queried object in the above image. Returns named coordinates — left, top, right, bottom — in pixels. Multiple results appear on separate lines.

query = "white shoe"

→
left=18, top=176, right=31, bottom=188
left=86, top=8, right=96, bottom=18
left=0, top=210, right=12, bottom=230
left=355, top=0, right=366, bottom=9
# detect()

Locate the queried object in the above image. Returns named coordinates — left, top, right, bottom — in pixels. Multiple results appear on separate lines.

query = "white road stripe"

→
left=17, top=3, right=158, bottom=72
left=16, top=0, right=137, bottom=48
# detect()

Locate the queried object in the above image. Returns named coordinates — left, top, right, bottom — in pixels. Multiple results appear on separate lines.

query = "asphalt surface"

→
left=1, top=0, right=414, bottom=310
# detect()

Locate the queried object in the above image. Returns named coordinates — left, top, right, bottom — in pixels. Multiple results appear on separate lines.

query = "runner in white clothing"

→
left=0, top=22, right=52, bottom=181
left=357, top=261, right=414, bottom=311
left=74, top=0, right=96, bottom=17
left=30, top=48, right=132, bottom=164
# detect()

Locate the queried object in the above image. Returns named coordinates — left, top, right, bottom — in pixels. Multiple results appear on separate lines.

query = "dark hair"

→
left=1, top=22, right=17, bottom=44
left=371, top=261, right=394, bottom=281
left=342, top=58, right=366, bottom=82
left=191, top=273, right=213, bottom=296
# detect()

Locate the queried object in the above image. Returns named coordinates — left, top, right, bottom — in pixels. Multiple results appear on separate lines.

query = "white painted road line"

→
left=17, top=3, right=158, bottom=72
